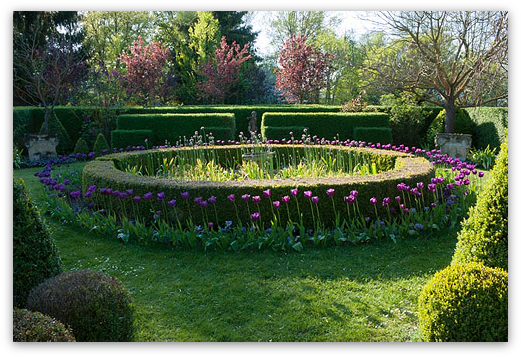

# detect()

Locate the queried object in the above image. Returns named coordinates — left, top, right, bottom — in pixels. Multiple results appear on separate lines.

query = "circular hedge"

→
left=82, top=144, right=435, bottom=227
left=13, top=308, right=76, bottom=342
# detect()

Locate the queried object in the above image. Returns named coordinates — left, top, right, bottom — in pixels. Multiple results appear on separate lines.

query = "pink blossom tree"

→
left=275, top=35, right=333, bottom=104
left=197, top=36, right=251, bottom=104
left=118, top=37, right=170, bottom=106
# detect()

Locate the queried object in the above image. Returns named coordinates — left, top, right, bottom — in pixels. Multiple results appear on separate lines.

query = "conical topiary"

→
left=452, top=133, right=508, bottom=271
left=13, top=178, right=63, bottom=308
left=93, top=133, right=110, bottom=155
left=73, top=137, right=90, bottom=154
left=39, top=112, right=72, bottom=154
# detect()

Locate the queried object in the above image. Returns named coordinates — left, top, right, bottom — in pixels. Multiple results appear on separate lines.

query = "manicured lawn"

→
left=14, top=164, right=467, bottom=342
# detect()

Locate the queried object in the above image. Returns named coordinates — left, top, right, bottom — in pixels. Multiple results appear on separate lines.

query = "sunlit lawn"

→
left=14, top=164, right=473, bottom=342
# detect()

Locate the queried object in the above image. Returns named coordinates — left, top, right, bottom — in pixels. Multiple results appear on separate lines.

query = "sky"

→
left=250, top=11, right=379, bottom=57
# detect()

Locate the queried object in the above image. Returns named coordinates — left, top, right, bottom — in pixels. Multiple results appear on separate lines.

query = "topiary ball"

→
left=26, top=270, right=135, bottom=342
left=426, top=109, right=474, bottom=147
left=13, top=308, right=75, bottom=342
left=418, top=262, right=508, bottom=342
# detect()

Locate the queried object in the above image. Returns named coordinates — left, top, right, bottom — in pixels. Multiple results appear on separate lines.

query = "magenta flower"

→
left=194, top=196, right=203, bottom=204
left=263, top=189, right=271, bottom=197
left=156, top=210, right=162, bottom=216
left=395, top=196, right=401, bottom=202
left=446, top=183, right=454, bottom=190
left=304, top=190, right=313, bottom=199
left=227, top=194, right=235, bottom=202
left=157, top=192, right=165, bottom=201
left=370, top=197, right=377, bottom=205
left=417, top=182, right=424, bottom=189
left=168, top=199, right=176, bottom=207
left=208, top=222, right=214, bottom=229
left=84, top=191, right=92, bottom=198
left=181, top=192, right=190, bottom=200
left=478, top=172, right=484, bottom=178
left=397, top=183, right=406, bottom=191
left=344, top=195, right=355, bottom=203
left=200, top=200, right=208, bottom=208
left=251, top=212, right=260, bottom=221
left=242, top=194, right=250, bottom=202
left=312, top=196, right=319, bottom=204
left=290, top=188, right=298, bottom=196
left=282, top=195, right=290, bottom=203
left=326, top=188, right=335, bottom=196
left=208, top=196, right=217, bottom=204
left=143, top=192, right=153, bottom=200
left=273, top=201, right=281, bottom=209
left=427, top=184, right=436, bottom=192
left=70, top=191, right=81, bottom=198
left=350, top=190, right=358, bottom=197
left=252, top=196, right=261, bottom=203
left=382, top=197, right=390, bottom=206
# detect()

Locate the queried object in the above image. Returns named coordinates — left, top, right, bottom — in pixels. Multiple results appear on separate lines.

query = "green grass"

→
left=14, top=163, right=485, bottom=342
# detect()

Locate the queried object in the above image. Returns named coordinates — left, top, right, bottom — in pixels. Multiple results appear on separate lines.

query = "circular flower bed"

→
left=35, top=139, right=485, bottom=252
left=81, top=144, right=434, bottom=227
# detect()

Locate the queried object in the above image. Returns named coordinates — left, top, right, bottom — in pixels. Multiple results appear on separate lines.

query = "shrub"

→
left=13, top=178, right=63, bottom=308
left=73, top=137, right=90, bottom=154
left=111, top=129, right=154, bottom=149
left=93, top=133, right=110, bottom=155
left=38, top=112, right=72, bottom=154
left=26, top=270, right=135, bottom=342
left=353, top=127, right=393, bottom=145
left=261, top=112, right=390, bottom=141
left=463, top=107, right=508, bottom=150
left=116, top=113, right=236, bottom=145
left=13, top=308, right=75, bottom=342
left=452, top=134, right=508, bottom=270
left=418, top=262, right=508, bottom=342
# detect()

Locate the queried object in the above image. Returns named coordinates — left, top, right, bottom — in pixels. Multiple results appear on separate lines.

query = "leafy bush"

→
left=463, top=107, right=508, bottom=150
left=26, top=270, right=135, bottom=342
left=353, top=127, right=393, bottom=145
left=93, top=132, right=110, bottom=154
left=38, top=112, right=72, bottom=154
left=73, top=137, right=90, bottom=154
left=13, top=308, right=75, bottom=342
left=452, top=134, right=508, bottom=270
left=111, top=129, right=154, bottom=149
left=13, top=178, right=63, bottom=308
left=468, top=145, right=497, bottom=170
left=418, top=262, right=508, bottom=342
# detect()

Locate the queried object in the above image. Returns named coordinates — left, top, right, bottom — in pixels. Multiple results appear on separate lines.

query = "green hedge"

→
left=13, top=308, right=76, bottom=342
left=261, top=112, right=390, bottom=141
left=115, top=113, right=236, bottom=146
left=111, top=130, right=155, bottom=149
left=82, top=145, right=434, bottom=229
left=426, top=109, right=475, bottom=148
left=353, top=127, right=393, bottom=145
left=463, top=107, right=508, bottom=150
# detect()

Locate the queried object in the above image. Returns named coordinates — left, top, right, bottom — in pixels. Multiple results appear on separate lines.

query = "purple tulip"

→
left=382, top=197, right=390, bottom=206
left=304, top=190, right=313, bottom=199
left=273, top=201, right=281, bottom=209
left=200, top=200, right=208, bottom=208
left=252, top=196, right=261, bottom=203
left=227, top=194, right=235, bottom=202
left=395, top=196, right=401, bottom=202
left=168, top=199, right=176, bottom=207
left=84, top=191, right=92, bottom=198
left=88, top=185, right=97, bottom=192
left=290, top=188, right=298, bottom=196
left=64, top=179, right=70, bottom=186
left=282, top=195, right=290, bottom=203
left=208, top=196, right=217, bottom=204
left=156, top=210, right=162, bottom=216
left=446, top=183, right=455, bottom=190
left=311, top=196, right=319, bottom=204
left=427, top=184, right=436, bottom=192
left=119, top=192, right=128, bottom=199
left=478, top=172, right=484, bottom=178
left=143, top=192, right=153, bottom=201
left=194, top=196, right=203, bottom=204
left=251, top=212, right=260, bottom=221
left=417, top=182, right=424, bottom=189
left=242, top=194, right=250, bottom=202
left=208, top=222, right=214, bottom=229
left=70, top=191, right=81, bottom=198
left=326, top=188, right=335, bottom=197
left=344, top=195, right=355, bottom=203
left=350, top=190, right=358, bottom=197
left=133, top=196, right=141, bottom=203
left=263, top=189, right=271, bottom=197
left=157, top=192, right=165, bottom=202
left=181, top=192, right=190, bottom=200
left=126, top=189, right=134, bottom=195
left=370, top=197, right=377, bottom=205
left=106, top=188, right=113, bottom=195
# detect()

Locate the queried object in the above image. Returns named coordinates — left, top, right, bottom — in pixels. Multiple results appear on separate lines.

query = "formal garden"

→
left=13, top=11, right=508, bottom=343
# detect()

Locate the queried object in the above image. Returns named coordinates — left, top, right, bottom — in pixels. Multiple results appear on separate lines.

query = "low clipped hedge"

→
left=463, top=107, right=508, bottom=150
left=115, top=113, right=236, bottom=145
left=418, top=262, right=508, bottom=342
left=82, top=145, right=434, bottom=228
left=353, top=127, right=393, bottom=145
left=111, top=129, right=154, bottom=149
left=261, top=112, right=390, bottom=141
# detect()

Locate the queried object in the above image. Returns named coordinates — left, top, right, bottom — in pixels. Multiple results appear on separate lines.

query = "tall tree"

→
left=211, top=11, right=258, bottom=51
left=275, top=35, right=333, bottom=104
left=365, top=11, right=508, bottom=133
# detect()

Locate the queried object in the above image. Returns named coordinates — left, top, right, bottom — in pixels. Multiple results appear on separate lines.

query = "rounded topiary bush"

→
left=418, top=262, right=508, bottom=342
left=26, top=270, right=135, bottom=342
left=93, top=133, right=110, bottom=155
left=73, top=137, right=90, bottom=154
left=13, top=308, right=75, bottom=342
left=13, top=178, right=63, bottom=308
left=452, top=134, right=508, bottom=271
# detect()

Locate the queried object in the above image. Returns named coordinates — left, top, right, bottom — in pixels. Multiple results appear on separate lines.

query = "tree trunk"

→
left=444, top=98, right=456, bottom=134
left=43, top=107, right=50, bottom=134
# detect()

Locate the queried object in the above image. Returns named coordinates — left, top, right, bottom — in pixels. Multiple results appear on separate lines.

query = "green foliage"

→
left=426, top=109, right=474, bottom=147
left=353, top=127, right=393, bottom=145
left=13, top=107, right=37, bottom=154
left=38, top=112, right=72, bottom=154
left=13, top=308, right=75, bottom=342
left=418, top=262, right=508, bottom=342
left=13, top=178, right=63, bottom=308
left=452, top=135, right=508, bottom=270
left=26, top=269, right=135, bottom=342
left=468, top=145, right=497, bottom=170
left=463, top=107, right=508, bottom=150
left=261, top=112, right=390, bottom=141
left=73, top=137, right=90, bottom=154
left=93, top=132, right=110, bottom=154
left=116, top=113, right=236, bottom=145
left=111, top=130, right=154, bottom=149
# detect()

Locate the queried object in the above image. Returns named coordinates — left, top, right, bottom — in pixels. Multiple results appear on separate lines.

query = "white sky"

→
left=250, top=11, right=379, bottom=57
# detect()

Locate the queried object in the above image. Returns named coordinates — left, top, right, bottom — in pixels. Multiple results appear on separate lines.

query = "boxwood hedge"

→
left=82, top=145, right=434, bottom=228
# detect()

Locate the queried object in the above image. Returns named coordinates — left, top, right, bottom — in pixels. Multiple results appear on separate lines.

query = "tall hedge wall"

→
left=463, top=107, right=508, bottom=150
left=261, top=112, right=390, bottom=141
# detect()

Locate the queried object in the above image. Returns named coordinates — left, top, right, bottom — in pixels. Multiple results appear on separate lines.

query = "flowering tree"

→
left=275, top=35, right=333, bottom=104
left=118, top=37, right=170, bottom=106
left=197, top=36, right=251, bottom=104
